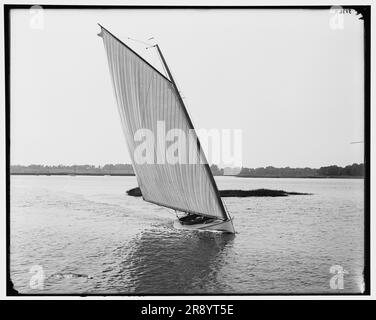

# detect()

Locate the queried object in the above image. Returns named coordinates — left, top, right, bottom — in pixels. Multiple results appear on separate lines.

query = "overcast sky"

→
left=10, top=8, right=364, bottom=168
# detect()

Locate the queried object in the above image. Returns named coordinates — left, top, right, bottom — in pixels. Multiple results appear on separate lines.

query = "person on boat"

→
left=178, top=213, right=213, bottom=225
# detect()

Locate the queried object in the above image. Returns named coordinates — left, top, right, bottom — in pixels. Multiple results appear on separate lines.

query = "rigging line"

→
left=154, top=48, right=194, bottom=118
left=127, top=36, right=153, bottom=47
left=150, top=45, right=186, bottom=99
left=222, top=197, right=231, bottom=216
left=152, top=46, right=169, bottom=80
left=145, top=45, right=170, bottom=81
left=143, top=43, right=168, bottom=108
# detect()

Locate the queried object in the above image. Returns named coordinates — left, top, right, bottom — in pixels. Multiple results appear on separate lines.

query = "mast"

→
left=154, top=45, right=231, bottom=221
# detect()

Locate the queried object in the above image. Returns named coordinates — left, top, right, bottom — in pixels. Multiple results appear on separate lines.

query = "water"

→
left=10, top=175, right=364, bottom=294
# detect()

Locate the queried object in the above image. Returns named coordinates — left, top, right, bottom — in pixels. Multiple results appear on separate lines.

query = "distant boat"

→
left=98, top=25, right=235, bottom=234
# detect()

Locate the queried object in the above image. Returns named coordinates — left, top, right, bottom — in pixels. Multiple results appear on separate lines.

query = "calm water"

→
left=10, top=175, right=364, bottom=294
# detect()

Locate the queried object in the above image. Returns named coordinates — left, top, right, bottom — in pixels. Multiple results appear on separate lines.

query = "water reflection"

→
left=109, top=224, right=235, bottom=293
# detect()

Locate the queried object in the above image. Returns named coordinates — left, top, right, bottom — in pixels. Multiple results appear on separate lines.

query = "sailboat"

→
left=98, top=25, right=235, bottom=234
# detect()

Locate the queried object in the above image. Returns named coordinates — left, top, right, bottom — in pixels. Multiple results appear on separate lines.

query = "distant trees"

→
left=238, top=163, right=364, bottom=178
left=102, top=163, right=133, bottom=174
left=210, top=164, right=224, bottom=176
left=238, top=166, right=317, bottom=177
left=102, top=163, right=133, bottom=171
left=10, top=163, right=364, bottom=177
left=10, top=164, right=134, bottom=175
left=317, top=163, right=364, bottom=177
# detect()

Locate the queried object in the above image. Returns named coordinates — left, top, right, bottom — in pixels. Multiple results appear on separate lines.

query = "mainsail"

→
left=98, top=25, right=229, bottom=221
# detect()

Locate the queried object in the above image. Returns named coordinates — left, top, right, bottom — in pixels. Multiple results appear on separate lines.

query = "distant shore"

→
left=10, top=162, right=364, bottom=179
left=10, top=172, right=363, bottom=179
left=236, top=175, right=364, bottom=179
left=10, top=172, right=135, bottom=176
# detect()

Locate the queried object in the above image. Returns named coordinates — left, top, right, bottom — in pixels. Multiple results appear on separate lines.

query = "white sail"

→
left=99, top=25, right=229, bottom=220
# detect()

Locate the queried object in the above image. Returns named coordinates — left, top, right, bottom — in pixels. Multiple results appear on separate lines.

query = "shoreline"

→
left=10, top=173, right=364, bottom=179
left=235, top=175, right=364, bottom=179
left=10, top=172, right=135, bottom=176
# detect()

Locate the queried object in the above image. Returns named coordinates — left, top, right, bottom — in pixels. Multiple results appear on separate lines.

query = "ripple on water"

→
left=10, top=176, right=364, bottom=294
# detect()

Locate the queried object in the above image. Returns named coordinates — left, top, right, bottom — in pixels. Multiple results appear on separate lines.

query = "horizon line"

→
left=10, top=162, right=364, bottom=169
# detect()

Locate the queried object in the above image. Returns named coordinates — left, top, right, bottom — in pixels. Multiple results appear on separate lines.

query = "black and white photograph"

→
left=3, top=3, right=371, bottom=301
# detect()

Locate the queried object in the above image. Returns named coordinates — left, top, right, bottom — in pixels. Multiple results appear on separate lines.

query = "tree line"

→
left=10, top=163, right=364, bottom=177
left=10, top=164, right=134, bottom=175
left=235, top=163, right=364, bottom=178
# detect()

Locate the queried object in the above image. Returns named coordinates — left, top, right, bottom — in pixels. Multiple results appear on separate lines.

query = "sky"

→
left=10, top=8, right=364, bottom=168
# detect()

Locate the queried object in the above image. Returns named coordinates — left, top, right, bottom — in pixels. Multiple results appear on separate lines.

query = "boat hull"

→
left=173, top=218, right=235, bottom=234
